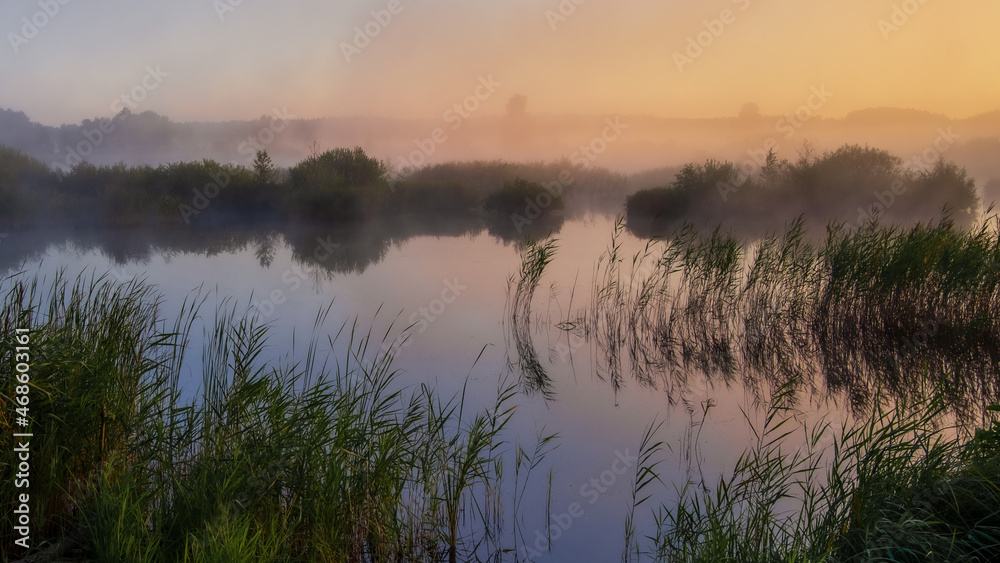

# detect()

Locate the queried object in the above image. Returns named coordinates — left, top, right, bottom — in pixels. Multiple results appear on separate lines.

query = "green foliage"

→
left=0, top=272, right=517, bottom=562
left=388, top=181, right=481, bottom=215
left=580, top=211, right=1000, bottom=417
left=650, top=388, right=1000, bottom=562
left=506, top=238, right=559, bottom=397
left=626, top=145, right=981, bottom=236
left=0, top=146, right=55, bottom=226
left=251, top=150, right=276, bottom=185
left=483, top=178, right=563, bottom=217
left=289, top=146, right=387, bottom=190
left=286, top=147, right=392, bottom=221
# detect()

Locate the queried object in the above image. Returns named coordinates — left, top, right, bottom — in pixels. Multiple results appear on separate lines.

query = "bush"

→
left=289, top=147, right=387, bottom=191
left=389, top=181, right=481, bottom=215
left=286, top=147, right=390, bottom=221
left=0, top=146, right=54, bottom=226
left=483, top=178, right=563, bottom=218
left=626, top=145, right=981, bottom=236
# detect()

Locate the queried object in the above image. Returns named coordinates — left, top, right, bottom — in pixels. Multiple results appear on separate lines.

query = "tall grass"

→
left=494, top=226, right=1000, bottom=560
left=649, top=386, right=1000, bottom=562
left=564, top=214, right=1000, bottom=417
left=504, top=238, right=559, bottom=399
left=0, top=271, right=519, bottom=562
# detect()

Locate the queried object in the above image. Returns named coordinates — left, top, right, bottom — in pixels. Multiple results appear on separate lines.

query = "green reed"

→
left=505, top=238, right=559, bottom=399
left=650, top=386, right=1000, bottom=562
left=570, top=214, right=1000, bottom=417
left=0, top=271, right=518, bottom=562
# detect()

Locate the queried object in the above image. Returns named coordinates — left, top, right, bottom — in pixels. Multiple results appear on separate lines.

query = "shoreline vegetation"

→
left=2, top=214, right=999, bottom=560
left=562, top=214, right=1000, bottom=421
left=1, top=142, right=998, bottom=561
left=0, top=273, right=998, bottom=561
left=0, top=143, right=982, bottom=240
left=1, top=272, right=521, bottom=562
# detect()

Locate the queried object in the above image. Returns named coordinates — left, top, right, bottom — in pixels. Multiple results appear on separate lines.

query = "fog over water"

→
left=2, top=1, right=1000, bottom=560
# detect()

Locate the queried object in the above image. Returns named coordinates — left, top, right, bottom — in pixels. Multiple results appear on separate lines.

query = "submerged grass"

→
left=569, top=214, right=1000, bottom=418
left=505, top=238, right=559, bottom=399
left=491, top=214, right=1000, bottom=562
left=0, top=271, right=518, bottom=562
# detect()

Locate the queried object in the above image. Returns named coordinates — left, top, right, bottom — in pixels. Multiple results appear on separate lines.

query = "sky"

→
left=1, top=0, right=998, bottom=126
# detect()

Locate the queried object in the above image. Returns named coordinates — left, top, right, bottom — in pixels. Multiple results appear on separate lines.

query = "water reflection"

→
left=0, top=212, right=546, bottom=277
left=6, top=212, right=997, bottom=425
left=505, top=218, right=1000, bottom=423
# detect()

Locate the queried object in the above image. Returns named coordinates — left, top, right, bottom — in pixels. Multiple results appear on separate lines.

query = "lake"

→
left=3, top=213, right=993, bottom=561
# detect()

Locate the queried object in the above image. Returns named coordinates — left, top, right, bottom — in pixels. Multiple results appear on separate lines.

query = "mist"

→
left=3, top=0, right=998, bottom=202
left=2, top=103, right=998, bottom=193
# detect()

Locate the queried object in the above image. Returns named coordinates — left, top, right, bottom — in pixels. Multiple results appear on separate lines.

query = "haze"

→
left=3, top=0, right=998, bottom=126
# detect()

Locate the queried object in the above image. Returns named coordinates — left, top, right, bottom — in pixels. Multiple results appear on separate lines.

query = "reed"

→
left=0, top=271, right=519, bottom=562
left=504, top=238, right=559, bottom=398
left=650, top=387, right=1000, bottom=562
left=562, top=214, right=1000, bottom=417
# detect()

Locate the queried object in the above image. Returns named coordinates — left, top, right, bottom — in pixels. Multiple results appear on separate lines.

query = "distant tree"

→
left=252, top=150, right=275, bottom=185
left=909, top=160, right=978, bottom=222
left=739, top=103, right=760, bottom=119
left=760, top=148, right=785, bottom=185
left=625, top=159, right=745, bottom=225
left=307, top=141, right=322, bottom=158
left=506, top=95, right=528, bottom=118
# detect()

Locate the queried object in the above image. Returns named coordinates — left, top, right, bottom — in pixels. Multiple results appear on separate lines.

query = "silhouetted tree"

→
left=739, top=102, right=761, bottom=119
left=506, top=95, right=528, bottom=118
left=252, top=150, right=275, bottom=185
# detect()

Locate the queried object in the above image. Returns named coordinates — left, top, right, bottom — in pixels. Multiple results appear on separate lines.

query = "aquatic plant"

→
left=0, top=271, right=520, bottom=562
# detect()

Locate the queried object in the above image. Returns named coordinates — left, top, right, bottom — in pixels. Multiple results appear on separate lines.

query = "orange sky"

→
left=2, top=0, right=998, bottom=124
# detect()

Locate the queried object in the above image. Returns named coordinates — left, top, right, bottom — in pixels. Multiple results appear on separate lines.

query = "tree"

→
left=739, top=102, right=760, bottom=119
left=289, top=147, right=387, bottom=190
left=506, top=94, right=528, bottom=118
left=252, top=150, right=275, bottom=185
left=760, top=148, right=784, bottom=185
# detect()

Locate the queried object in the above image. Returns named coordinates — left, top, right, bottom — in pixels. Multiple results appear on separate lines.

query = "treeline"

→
left=627, top=145, right=980, bottom=236
left=1, top=142, right=984, bottom=235
left=0, top=146, right=583, bottom=234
